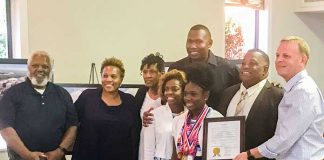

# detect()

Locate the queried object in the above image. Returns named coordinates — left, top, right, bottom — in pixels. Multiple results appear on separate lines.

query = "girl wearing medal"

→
left=143, top=69, right=187, bottom=160
left=172, top=63, right=223, bottom=160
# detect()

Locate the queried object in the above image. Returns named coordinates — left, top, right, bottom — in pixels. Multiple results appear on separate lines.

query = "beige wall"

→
left=268, top=0, right=324, bottom=91
left=24, top=0, right=324, bottom=90
left=0, top=151, right=8, bottom=160
left=25, top=0, right=225, bottom=84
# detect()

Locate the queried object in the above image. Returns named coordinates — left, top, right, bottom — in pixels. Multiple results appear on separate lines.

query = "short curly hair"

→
left=100, top=57, right=125, bottom=79
left=158, top=69, right=187, bottom=97
left=184, top=62, right=213, bottom=92
left=140, top=52, right=165, bottom=72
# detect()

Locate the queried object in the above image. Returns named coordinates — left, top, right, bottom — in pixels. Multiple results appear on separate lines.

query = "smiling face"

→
left=141, top=64, right=162, bottom=88
left=275, top=41, right=307, bottom=81
left=183, top=82, right=209, bottom=115
left=240, top=51, right=268, bottom=88
left=101, top=66, right=123, bottom=93
left=186, top=29, right=213, bottom=62
left=164, top=79, right=183, bottom=106
left=27, top=53, right=51, bottom=88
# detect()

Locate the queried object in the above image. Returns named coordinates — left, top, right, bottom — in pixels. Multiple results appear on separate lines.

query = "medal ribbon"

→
left=178, top=105, right=210, bottom=157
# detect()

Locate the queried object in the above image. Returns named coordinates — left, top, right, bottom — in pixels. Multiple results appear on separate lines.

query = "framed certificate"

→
left=202, top=116, right=245, bottom=160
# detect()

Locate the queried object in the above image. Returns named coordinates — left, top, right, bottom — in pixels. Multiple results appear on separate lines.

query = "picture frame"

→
left=0, top=59, right=28, bottom=151
left=119, top=84, right=143, bottom=97
left=0, top=59, right=28, bottom=98
left=164, top=61, right=174, bottom=71
left=57, top=83, right=143, bottom=102
left=57, top=83, right=101, bottom=102
left=202, top=116, right=245, bottom=160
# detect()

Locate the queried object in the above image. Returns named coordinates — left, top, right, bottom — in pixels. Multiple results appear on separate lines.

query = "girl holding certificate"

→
left=172, top=63, right=223, bottom=160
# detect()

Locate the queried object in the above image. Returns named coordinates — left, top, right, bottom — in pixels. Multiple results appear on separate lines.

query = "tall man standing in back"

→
left=234, top=36, right=324, bottom=160
left=168, top=24, right=240, bottom=109
left=0, top=51, right=78, bottom=160
left=142, top=24, right=240, bottom=126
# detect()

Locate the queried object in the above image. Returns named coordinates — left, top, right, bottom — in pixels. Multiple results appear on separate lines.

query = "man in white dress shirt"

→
left=234, top=36, right=324, bottom=160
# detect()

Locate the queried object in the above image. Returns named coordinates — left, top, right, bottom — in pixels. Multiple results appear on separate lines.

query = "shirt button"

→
left=42, top=96, right=44, bottom=98
left=42, top=102, right=45, bottom=105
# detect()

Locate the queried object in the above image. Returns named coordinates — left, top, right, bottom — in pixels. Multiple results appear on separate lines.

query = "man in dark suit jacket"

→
left=168, top=24, right=240, bottom=109
left=217, top=49, right=283, bottom=160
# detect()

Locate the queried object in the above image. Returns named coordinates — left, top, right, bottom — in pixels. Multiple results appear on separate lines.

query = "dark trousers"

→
left=8, top=148, right=66, bottom=160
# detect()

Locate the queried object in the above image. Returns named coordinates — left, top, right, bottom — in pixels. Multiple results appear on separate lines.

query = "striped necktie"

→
left=234, top=91, right=247, bottom=116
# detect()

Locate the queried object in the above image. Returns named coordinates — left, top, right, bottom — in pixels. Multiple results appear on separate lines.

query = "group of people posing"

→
left=0, top=24, right=323, bottom=160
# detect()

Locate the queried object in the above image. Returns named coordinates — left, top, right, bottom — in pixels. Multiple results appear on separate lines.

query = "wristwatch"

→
left=58, top=146, right=68, bottom=155
left=247, top=150, right=255, bottom=160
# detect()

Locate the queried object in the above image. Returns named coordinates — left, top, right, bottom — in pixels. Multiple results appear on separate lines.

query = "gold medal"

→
left=181, top=155, right=187, bottom=160
left=177, top=152, right=183, bottom=159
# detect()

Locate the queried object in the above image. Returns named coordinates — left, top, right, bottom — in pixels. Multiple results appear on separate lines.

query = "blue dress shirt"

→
left=258, top=70, right=324, bottom=159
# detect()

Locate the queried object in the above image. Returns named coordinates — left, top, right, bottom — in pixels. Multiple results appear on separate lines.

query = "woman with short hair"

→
left=72, top=57, right=140, bottom=160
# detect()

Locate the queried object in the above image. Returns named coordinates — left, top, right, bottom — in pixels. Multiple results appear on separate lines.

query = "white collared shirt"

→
left=227, top=79, right=267, bottom=117
left=143, top=103, right=185, bottom=160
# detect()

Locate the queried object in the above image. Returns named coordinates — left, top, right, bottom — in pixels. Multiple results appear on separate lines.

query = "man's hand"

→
left=143, top=107, right=154, bottom=127
left=234, top=148, right=262, bottom=160
left=233, top=152, right=248, bottom=160
left=24, top=151, right=47, bottom=160
left=45, top=148, right=64, bottom=160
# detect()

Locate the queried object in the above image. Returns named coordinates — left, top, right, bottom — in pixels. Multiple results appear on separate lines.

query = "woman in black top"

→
left=72, top=57, right=140, bottom=160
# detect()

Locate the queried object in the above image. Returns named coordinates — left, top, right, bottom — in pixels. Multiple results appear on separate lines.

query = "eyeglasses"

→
left=140, top=69, right=159, bottom=76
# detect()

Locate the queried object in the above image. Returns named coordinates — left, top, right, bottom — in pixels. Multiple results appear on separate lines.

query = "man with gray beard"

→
left=0, top=51, right=78, bottom=160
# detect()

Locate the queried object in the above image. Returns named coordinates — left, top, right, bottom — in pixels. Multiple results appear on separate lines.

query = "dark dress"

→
left=72, top=88, right=140, bottom=160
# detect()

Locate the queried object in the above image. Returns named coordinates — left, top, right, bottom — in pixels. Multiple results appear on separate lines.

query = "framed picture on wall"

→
left=0, top=59, right=28, bottom=151
left=0, top=59, right=28, bottom=99
left=57, top=83, right=143, bottom=102
left=164, top=62, right=174, bottom=71
left=57, top=83, right=101, bottom=102
left=119, top=84, right=143, bottom=97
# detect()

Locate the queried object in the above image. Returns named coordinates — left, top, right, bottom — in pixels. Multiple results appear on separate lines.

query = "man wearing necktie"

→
left=234, top=91, right=247, bottom=116
left=217, top=49, right=283, bottom=160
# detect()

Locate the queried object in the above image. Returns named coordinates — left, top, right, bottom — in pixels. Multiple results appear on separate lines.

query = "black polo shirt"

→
left=0, top=79, right=78, bottom=152
left=168, top=50, right=241, bottom=109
